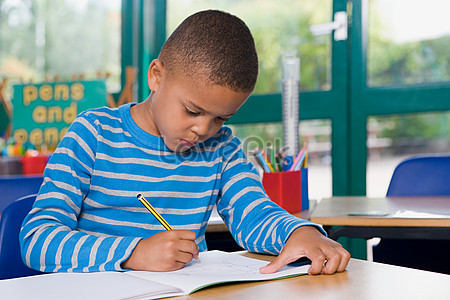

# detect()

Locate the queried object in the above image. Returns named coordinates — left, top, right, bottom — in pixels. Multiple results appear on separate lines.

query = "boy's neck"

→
left=130, top=98, right=160, bottom=137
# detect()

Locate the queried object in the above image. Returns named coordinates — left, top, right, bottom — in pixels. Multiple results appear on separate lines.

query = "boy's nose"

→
left=191, top=118, right=213, bottom=137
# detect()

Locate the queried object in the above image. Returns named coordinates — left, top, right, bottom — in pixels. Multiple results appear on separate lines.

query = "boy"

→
left=20, top=10, right=349, bottom=275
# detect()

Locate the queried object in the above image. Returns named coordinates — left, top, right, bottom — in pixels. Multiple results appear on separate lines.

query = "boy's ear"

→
left=147, top=59, right=165, bottom=91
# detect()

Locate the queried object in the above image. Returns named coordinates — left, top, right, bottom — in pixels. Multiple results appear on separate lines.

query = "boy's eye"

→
left=217, top=116, right=229, bottom=122
left=185, top=106, right=228, bottom=122
left=185, top=107, right=200, bottom=116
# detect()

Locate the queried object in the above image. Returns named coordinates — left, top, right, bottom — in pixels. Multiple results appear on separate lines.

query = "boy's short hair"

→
left=159, top=10, right=258, bottom=93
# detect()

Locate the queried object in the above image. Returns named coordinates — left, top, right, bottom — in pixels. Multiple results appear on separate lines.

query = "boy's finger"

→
left=337, top=248, right=351, bottom=272
left=259, top=257, right=283, bottom=274
left=176, top=251, right=196, bottom=264
left=178, top=239, right=199, bottom=253
left=172, top=229, right=197, bottom=241
left=321, top=253, right=340, bottom=274
left=259, top=252, right=294, bottom=274
left=176, top=234, right=200, bottom=262
left=307, top=252, right=326, bottom=275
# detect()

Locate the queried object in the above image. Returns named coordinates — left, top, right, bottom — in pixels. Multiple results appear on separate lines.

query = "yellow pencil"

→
left=136, top=194, right=200, bottom=262
left=137, top=194, right=173, bottom=230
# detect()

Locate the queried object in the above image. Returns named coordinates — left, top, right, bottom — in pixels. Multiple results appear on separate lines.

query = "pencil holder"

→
left=262, top=169, right=309, bottom=213
left=20, top=155, right=49, bottom=175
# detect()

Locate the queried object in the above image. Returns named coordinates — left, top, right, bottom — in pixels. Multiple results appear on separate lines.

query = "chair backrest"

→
left=0, top=175, right=43, bottom=214
left=386, top=154, right=450, bottom=196
left=0, top=194, right=42, bottom=280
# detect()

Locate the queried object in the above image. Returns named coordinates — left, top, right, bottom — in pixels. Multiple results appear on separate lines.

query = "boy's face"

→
left=139, top=60, right=251, bottom=153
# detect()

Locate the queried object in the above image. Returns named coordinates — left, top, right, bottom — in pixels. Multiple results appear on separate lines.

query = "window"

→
left=367, top=112, right=450, bottom=197
left=364, top=0, right=450, bottom=197
left=368, top=0, right=450, bottom=86
left=0, top=0, right=121, bottom=92
left=167, top=0, right=332, bottom=93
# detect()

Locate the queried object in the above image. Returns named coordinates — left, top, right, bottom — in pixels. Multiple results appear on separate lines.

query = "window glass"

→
left=0, top=0, right=121, bottom=92
left=230, top=119, right=332, bottom=201
left=368, top=0, right=450, bottom=87
left=167, top=0, right=332, bottom=94
left=367, top=112, right=450, bottom=197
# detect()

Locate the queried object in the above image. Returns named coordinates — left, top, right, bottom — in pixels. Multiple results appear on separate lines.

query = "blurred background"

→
left=1, top=0, right=449, bottom=200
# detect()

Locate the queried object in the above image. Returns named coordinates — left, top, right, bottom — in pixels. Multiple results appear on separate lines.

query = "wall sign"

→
left=12, top=80, right=106, bottom=150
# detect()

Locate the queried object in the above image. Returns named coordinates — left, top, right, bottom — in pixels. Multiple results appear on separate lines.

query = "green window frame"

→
left=350, top=0, right=450, bottom=195
left=121, top=0, right=450, bottom=197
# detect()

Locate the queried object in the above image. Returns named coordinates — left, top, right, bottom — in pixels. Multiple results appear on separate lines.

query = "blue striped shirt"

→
left=20, top=103, right=322, bottom=273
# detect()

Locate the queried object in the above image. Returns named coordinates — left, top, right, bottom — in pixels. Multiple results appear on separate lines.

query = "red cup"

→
left=262, top=169, right=308, bottom=213
left=20, top=156, right=48, bottom=175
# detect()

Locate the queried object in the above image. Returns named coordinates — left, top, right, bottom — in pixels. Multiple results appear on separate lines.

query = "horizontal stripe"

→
left=92, top=169, right=218, bottom=183
left=96, top=151, right=221, bottom=168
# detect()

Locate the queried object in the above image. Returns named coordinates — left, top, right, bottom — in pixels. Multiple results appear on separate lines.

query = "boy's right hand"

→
left=121, top=230, right=199, bottom=271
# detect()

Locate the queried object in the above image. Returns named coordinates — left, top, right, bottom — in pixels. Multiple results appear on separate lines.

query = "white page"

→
left=127, top=250, right=310, bottom=295
left=0, top=271, right=181, bottom=300
left=392, top=210, right=450, bottom=218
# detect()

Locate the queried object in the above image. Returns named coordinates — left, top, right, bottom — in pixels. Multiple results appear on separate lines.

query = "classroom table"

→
left=310, top=196, right=450, bottom=240
left=171, top=252, right=450, bottom=299
left=1, top=252, right=449, bottom=299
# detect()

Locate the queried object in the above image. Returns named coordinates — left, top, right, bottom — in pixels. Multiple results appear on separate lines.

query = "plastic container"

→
left=262, top=169, right=309, bottom=213
left=20, top=156, right=48, bottom=175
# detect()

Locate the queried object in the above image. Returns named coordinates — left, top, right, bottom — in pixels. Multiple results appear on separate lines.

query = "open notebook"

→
left=0, top=250, right=310, bottom=300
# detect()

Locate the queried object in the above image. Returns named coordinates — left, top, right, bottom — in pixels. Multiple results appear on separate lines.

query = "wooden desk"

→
left=310, top=196, right=450, bottom=240
left=172, top=252, right=450, bottom=299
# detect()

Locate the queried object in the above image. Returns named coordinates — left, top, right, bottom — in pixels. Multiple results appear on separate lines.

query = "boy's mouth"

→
left=180, top=139, right=198, bottom=148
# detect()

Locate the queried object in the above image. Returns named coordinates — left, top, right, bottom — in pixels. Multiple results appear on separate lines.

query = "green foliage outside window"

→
left=167, top=0, right=332, bottom=94
left=368, top=1, right=450, bottom=86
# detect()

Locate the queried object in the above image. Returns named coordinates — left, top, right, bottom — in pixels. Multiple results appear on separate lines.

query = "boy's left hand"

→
left=259, top=226, right=350, bottom=275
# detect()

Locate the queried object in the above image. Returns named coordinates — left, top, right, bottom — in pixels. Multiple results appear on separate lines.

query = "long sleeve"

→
left=19, top=111, right=141, bottom=273
left=216, top=133, right=325, bottom=255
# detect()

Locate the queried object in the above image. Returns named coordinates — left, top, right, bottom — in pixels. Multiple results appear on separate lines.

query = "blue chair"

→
left=0, top=175, right=43, bottom=214
left=373, top=154, right=450, bottom=274
left=0, top=194, right=42, bottom=279
left=386, top=154, right=450, bottom=196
